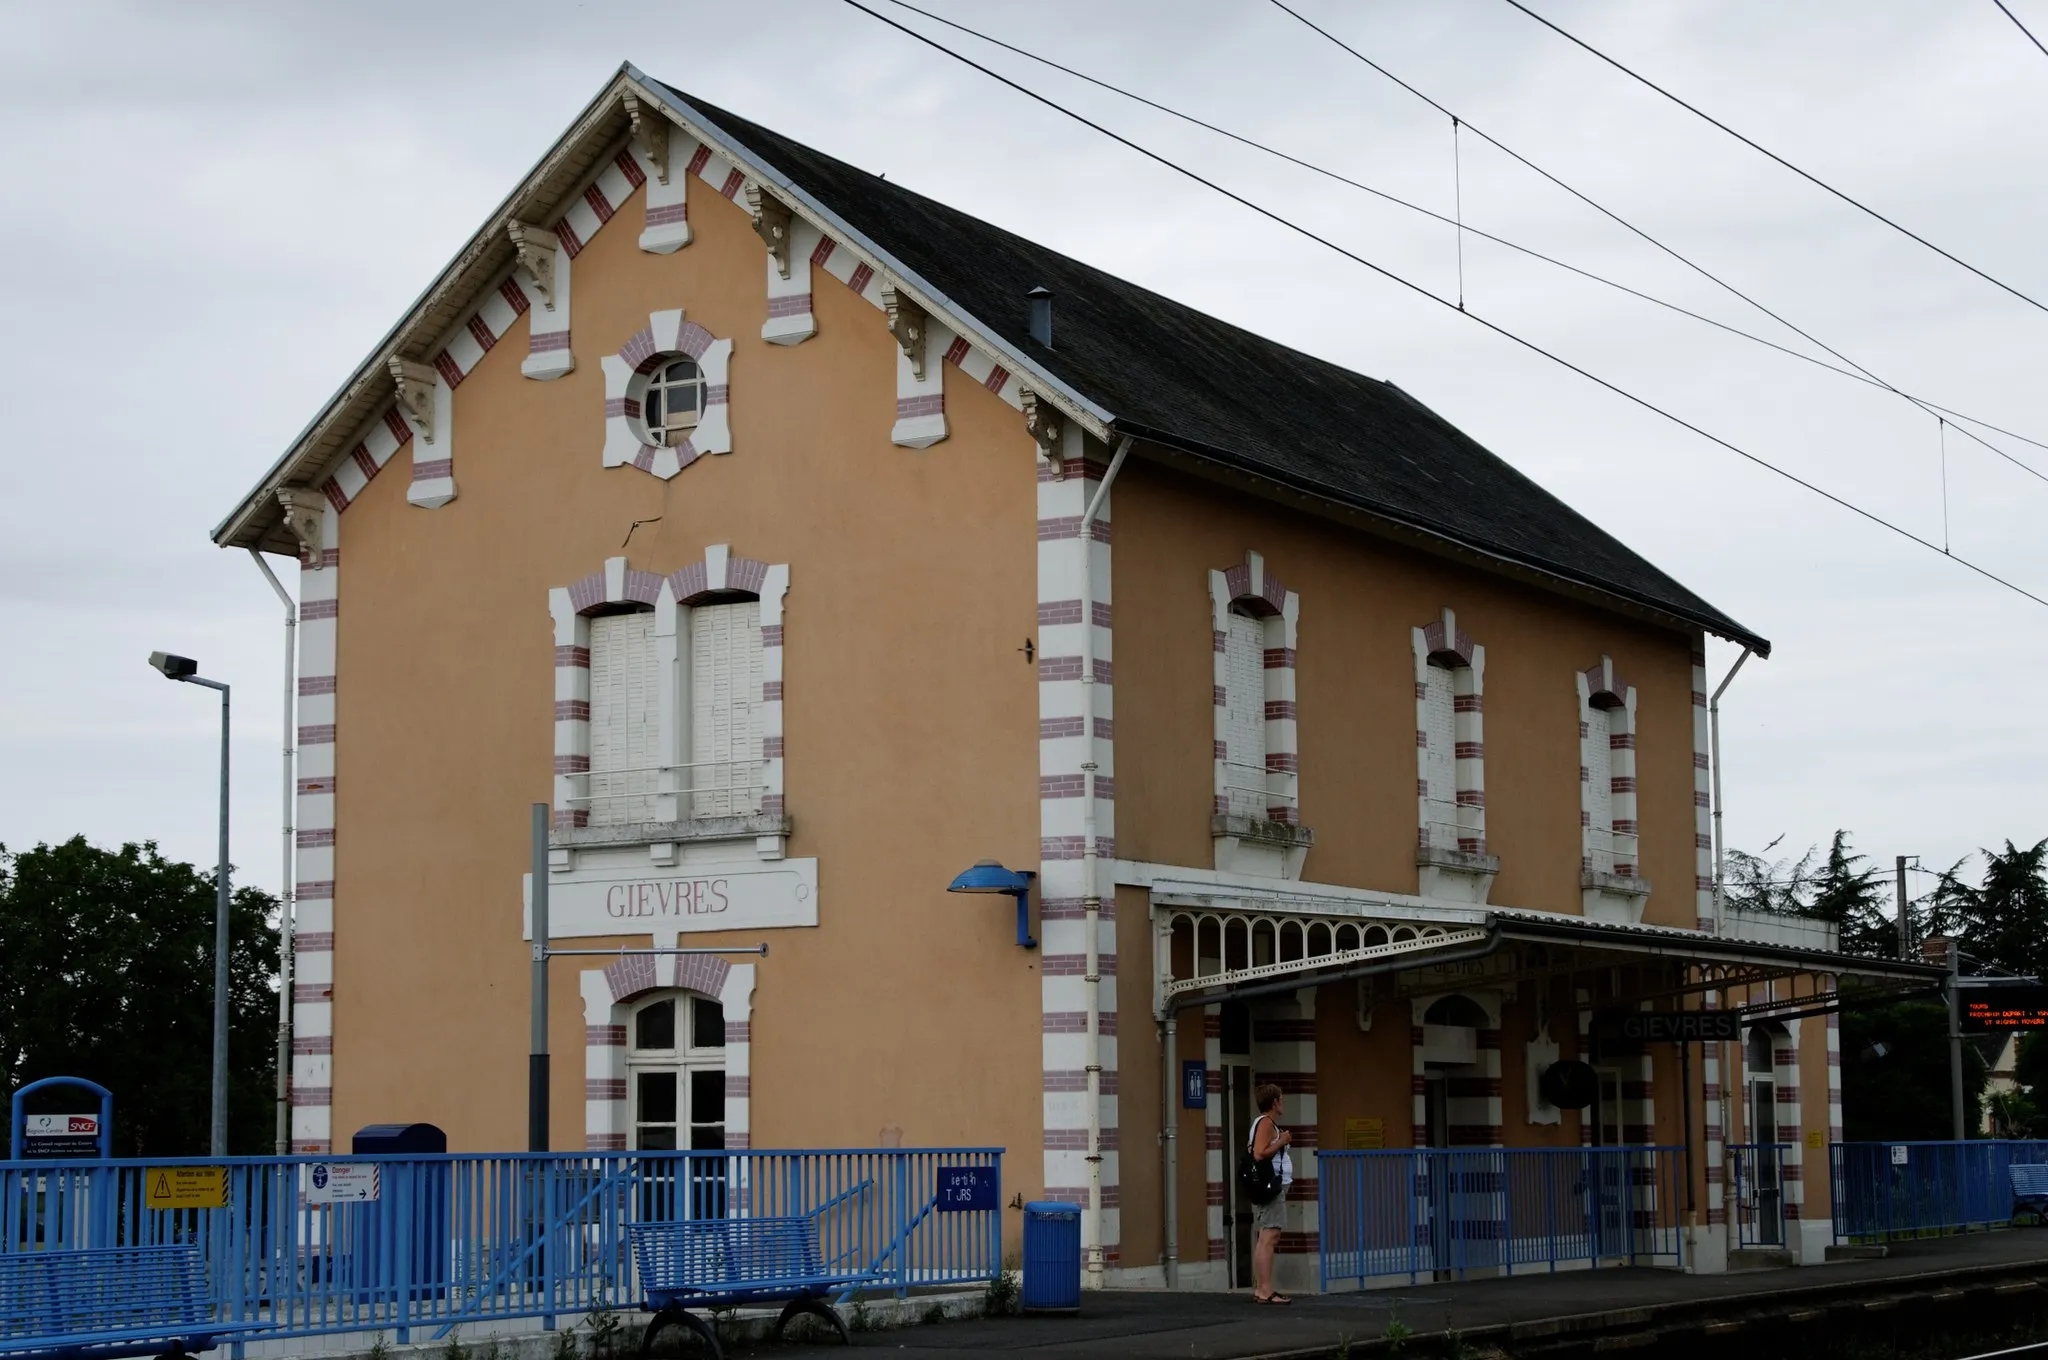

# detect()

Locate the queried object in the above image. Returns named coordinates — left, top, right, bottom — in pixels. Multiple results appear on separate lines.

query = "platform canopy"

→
left=1145, top=876, right=1947, bottom=1026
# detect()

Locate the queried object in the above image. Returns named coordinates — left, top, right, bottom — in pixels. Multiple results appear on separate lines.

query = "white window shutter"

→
left=1584, top=705, right=1613, bottom=868
left=1224, top=611, right=1266, bottom=819
left=690, top=601, right=764, bottom=816
left=1423, top=663, right=1457, bottom=850
left=589, top=612, right=658, bottom=825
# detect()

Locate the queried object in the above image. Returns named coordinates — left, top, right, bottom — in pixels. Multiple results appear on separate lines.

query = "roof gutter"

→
left=1117, top=421, right=1771, bottom=656
left=1493, top=914, right=1948, bottom=982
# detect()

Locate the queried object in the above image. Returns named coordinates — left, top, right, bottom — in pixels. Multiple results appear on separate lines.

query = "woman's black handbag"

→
left=1240, top=1120, right=1283, bottom=1206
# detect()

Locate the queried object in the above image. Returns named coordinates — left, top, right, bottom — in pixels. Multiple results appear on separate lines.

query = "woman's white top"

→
left=1249, top=1113, right=1294, bottom=1185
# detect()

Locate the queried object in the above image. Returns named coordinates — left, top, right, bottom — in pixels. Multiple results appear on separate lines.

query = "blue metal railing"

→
left=1831, top=1140, right=2048, bottom=1242
left=1726, top=1143, right=1788, bottom=1249
left=0, top=1148, right=1002, bottom=1345
left=1317, top=1146, right=1683, bottom=1288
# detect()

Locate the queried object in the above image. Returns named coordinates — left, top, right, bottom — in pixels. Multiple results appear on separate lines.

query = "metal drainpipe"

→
left=249, top=549, right=298, bottom=1156
left=1160, top=1013, right=1178, bottom=1288
left=1076, top=434, right=1132, bottom=1290
left=1706, top=646, right=1750, bottom=1227
left=1708, top=647, right=1752, bottom=934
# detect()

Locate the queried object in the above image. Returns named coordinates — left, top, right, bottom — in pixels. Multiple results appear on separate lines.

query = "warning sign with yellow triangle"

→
left=144, top=1166, right=228, bottom=1209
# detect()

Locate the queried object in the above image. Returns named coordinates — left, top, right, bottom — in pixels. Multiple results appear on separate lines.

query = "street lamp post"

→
left=149, top=651, right=232, bottom=1157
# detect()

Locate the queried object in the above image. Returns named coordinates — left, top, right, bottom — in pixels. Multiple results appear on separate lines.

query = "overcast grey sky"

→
left=2, top=1, right=2042, bottom=905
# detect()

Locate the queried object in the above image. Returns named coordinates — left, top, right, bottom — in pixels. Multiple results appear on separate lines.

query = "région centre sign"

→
left=525, top=858, right=817, bottom=939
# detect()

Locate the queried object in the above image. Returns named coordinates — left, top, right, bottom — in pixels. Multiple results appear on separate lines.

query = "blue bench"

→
left=0, top=1244, right=248, bottom=1360
left=628, top=1215, right=881, bottom=1360
left=2010, top=1163, right=2048, bottom=1225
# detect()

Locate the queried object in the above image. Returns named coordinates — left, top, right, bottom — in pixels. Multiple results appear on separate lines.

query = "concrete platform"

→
left=739, top=1229, right=2048, bottom=1359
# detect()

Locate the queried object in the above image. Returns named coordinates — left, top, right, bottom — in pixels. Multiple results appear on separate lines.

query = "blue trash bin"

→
left=1020, top=1201, right=1081, bottom=1314
left=341, top=1124, right=449, bottom=1302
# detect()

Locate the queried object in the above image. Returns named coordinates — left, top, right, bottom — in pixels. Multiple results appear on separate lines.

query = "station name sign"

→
left=525, top=857, right=817, bottom=939
left=1595, top=1010, right=1741, bottom=1043
left=1962, top=985, right=2048, bottom=1032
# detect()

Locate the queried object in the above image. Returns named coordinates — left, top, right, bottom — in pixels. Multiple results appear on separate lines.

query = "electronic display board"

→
left=1961, top=985, right=2048, bottom=1032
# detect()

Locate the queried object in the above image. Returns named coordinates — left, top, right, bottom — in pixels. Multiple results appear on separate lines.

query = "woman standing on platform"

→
left=1248, top=1083, right=1293, bottom=1305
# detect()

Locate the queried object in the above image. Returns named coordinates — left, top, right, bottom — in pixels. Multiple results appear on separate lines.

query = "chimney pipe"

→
left=1028, top=286, right=1053, bottom=348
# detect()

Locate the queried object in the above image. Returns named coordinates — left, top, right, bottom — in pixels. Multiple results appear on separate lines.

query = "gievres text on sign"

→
left=525, top=858, right=817, bottom=939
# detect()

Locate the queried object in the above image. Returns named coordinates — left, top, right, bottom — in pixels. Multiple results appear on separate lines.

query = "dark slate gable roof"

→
left=658, top=81, right=1767, bottom=654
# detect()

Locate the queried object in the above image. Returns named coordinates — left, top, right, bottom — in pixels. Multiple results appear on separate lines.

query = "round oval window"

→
left=642, top=358, right=704, bottom=446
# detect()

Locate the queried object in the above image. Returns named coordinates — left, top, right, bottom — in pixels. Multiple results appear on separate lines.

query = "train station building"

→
left=212, top=65, right=1940, bottom=1293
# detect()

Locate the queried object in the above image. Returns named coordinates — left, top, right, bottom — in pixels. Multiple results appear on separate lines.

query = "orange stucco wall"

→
left=328, top=165, right=1048, bottom=1170
left=1109, top=456, right=1701, bottom=917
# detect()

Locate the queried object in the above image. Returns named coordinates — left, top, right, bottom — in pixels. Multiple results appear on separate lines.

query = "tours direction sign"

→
left=1595, top=1010, right=1741, bottom=1044
left=1961, top=984, right=2048, bottom=1033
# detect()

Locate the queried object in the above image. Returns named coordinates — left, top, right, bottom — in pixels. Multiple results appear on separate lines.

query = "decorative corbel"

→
left=881, top=286, right=927, bottom=380
left=507, top=221, right=558, bottom=310
left=1021, top=388, right=1063, bottom=474
left=276, top=486, right=327, bottom=567
left=622, top=91, right=669, bottom=184
left=745, top=184, right=793, bottom=280
left=388, top=358, right=438, bottom=441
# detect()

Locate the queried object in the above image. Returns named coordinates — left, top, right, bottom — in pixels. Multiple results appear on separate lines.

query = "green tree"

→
left=1722, top=835, right=1816, bottom=915
left=2017, top=1031, right=2048, bottom=1098
left=1840, top=998, right=1987, bottom=1141
left=1802, top=832, right=1897, bottom=959
left=1725, top=831, right=1898, bottom=958
left=0, top=837, right=279, bottom=1155
left=1930, top=839, right=2048, bottom=979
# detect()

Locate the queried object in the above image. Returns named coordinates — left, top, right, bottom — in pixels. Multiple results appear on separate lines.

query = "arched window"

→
left=627, top=991, right=728, bottom=1152
left=552, top=548, right=787, bottom=838
left=1578, top=656, right=1648, bottom=921
left=1207, top=552, right=1305, bottom=880
left=1423, top=994, right=1488, bottom=1028
left=1745, top=1025, right=1775, bottom=1079
left=1412, top=609, right=1492, bottom=902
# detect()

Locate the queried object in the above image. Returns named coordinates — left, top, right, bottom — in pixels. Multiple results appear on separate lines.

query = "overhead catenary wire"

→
left=1995, top=0, right=2048, bottom=60
left=874, top=0, right=2048, bottom=472
left=1496, top=0, right=2048, bottom=317
left=1262, top=0, right=2048, bottom=484
left=1940, top=418, right=1952, bottom=554
left=840, top=0, right=2048, bottom=613
left=1452, top=117, right=1466, bottom=311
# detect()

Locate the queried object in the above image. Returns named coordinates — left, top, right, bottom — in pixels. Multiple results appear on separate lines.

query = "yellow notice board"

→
left=145, top=1166, right=229, bottom=1210
left=1805, top=1130, right=1826, bottom=1150
left=1344, top=1117, right=1385, bottom=1150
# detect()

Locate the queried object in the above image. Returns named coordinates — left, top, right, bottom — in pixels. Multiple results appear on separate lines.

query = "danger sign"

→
left=144, top=1166, right=230, bottom=1210
left=306, top=1162, right=380, bottom=1204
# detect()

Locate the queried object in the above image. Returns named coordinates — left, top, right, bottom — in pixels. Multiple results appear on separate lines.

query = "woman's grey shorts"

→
left=1252, top=1195, right=1288, bottom=1233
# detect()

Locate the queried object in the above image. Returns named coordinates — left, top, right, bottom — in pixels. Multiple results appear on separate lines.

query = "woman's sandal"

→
left=1253, top=1293, right=1294, bottom=1305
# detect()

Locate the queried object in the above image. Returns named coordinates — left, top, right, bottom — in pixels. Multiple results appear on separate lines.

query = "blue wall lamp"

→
left=948, top=860, right=1038, bottom=949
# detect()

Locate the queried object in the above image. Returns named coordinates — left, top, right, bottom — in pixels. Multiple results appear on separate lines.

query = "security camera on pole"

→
left=148, top=650, right=233, bottom=1157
